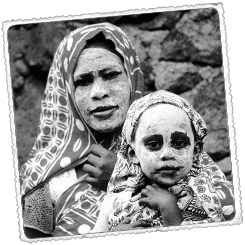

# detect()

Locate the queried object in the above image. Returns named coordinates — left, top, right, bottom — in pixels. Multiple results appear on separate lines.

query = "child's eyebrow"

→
left=142, top=134, right=163, bottom=142
left=179, top=123, right=188, bottom=129
left=170, top=131, right=190, bottom=143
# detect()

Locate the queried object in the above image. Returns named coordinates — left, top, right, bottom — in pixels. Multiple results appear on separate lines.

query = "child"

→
left=92, top=90, right=228, bottom=232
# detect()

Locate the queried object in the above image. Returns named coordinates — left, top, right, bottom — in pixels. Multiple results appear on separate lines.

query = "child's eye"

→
left=171, top=140, right=188, bottom=149
left=145, top=141, right=162, bottom=151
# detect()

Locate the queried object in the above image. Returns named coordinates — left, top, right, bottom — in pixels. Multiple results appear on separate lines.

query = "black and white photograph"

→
left=0, top=1, right=244, bottom=244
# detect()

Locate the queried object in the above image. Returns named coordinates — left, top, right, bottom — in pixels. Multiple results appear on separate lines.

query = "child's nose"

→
left=160, top=146, right=175, bottom=161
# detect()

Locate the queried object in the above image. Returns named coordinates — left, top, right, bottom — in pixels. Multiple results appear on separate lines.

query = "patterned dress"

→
left=104, top=90, right=235, bottom=230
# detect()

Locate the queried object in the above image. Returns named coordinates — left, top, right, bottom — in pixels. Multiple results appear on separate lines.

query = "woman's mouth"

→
left=90, top=105, right=118, bottom=118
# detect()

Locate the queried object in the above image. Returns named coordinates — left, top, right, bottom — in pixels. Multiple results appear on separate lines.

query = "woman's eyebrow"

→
left=74, top=72, right=93, bottom=82
left=99, top=67, right=123, bottom=76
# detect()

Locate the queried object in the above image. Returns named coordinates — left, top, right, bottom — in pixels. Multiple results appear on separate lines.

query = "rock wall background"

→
left=7, top=7, right=232, bottom=179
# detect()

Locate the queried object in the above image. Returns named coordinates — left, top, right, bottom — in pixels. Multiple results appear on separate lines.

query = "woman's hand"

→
left=82, top=144, right=117, bottom=191
left=112, top=218, right=151, bottom=232
left=139, top=184, right=183, bottom=226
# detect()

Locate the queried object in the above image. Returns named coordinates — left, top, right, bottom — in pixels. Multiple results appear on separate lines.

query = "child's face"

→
left=134, top=104, right=195, bottom=186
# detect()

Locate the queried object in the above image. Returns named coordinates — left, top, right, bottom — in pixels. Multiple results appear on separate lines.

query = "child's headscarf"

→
left=20, top=22, right=143, bottom=234
left=107, top=90, right=224, bottom=230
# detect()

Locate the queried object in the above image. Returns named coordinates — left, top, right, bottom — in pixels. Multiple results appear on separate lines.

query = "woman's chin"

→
left=89, top=121, right=122, bottom=134
left=87, top=115, right=124, bottom=134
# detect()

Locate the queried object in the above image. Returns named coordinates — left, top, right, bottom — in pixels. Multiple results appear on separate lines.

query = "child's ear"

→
left=127, top=146, right=139, bottom=163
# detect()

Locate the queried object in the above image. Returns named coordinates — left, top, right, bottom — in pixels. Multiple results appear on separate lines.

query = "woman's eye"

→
left=74, top=76, right=93, bottom=88
left=145, top=141, right=162, bottom=151
left=103, top=71, right=121, bottom=80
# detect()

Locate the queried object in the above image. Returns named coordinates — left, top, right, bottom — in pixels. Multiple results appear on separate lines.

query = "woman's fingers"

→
left=140, top=188, right=148, bottom=197
left=145, top=185, right=155, bottom=191
left=86, top=153, right=101, bottom=168
left=86, top=144, right=108, bottom=157
left=85, top=176, right=99, bottom=186
left=83, top=163, right=99, bottom=178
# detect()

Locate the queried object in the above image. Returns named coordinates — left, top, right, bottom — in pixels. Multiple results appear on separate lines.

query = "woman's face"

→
left=133, top=104, right=195, bottom=186
left=74, top=46, right=130, bottom=133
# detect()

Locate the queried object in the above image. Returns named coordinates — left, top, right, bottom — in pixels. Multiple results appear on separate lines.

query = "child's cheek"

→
left=174, top=147, right=193, bottom=177
left=137, top=148, right=158, bottom=177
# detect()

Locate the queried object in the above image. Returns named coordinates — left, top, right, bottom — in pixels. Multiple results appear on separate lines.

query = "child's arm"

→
left=139, top=184, right=183, bottom=226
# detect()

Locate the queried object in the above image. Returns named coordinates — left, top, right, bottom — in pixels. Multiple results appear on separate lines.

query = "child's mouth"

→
left=156, top=166, right=181, bottom=174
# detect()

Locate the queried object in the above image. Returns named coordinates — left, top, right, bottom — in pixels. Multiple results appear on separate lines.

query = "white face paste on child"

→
left=134, top=104, right=195, bottom=186
left=74, top=47, right=130, bottom=133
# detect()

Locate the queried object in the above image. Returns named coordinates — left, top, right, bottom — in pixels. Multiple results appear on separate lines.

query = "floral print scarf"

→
left=106, top=90, right=233, bottom=230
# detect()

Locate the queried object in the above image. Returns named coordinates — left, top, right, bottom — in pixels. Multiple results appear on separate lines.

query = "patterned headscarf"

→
left=20, top=22, right=143, bottom=197
left=19, top=23, right=143, bottom=234
left=107, top=90, right=224, bottom=230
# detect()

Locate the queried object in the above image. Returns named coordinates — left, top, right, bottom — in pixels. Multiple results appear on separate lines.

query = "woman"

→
left=20, top=22, right=143, bottom=238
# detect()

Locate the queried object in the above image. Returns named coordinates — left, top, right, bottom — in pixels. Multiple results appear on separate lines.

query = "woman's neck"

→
left=90, top=125, right=122, bottom=145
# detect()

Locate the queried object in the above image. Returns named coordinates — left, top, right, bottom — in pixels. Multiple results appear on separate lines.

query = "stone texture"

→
left=216, top=157, right=232, bottom=177
left=14, top=76, right=45, bottom=168
left=154, top=61, right=203, bottom=93
left=139, top=11, right=184, bottom=30
left=161, top=8, right=222, bottom=66
left=122, top=25, right=169, bottom=91
left=181, top=68, right=230, bottom=161
left=7, top=8, right=232, bottom=175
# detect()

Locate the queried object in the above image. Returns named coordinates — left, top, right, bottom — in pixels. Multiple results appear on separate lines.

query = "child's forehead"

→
left=139, top=103, right=190, bottom=125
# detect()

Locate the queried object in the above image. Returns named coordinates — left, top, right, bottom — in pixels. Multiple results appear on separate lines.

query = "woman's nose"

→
left=160, top=146, right=175, bottom=161
left=90, top=77, right=110, bottom=101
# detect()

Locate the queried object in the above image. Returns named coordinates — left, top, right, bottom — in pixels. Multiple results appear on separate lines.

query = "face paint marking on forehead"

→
left=136, top=103, right=193, bottom=137
left=73, top=47, right=125, bottom=80
left=179, top=123, right=188, bottom=129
